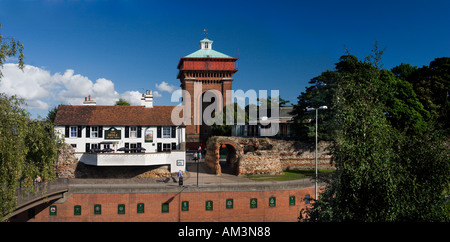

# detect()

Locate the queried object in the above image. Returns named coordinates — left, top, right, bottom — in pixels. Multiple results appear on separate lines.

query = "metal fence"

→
left=15, top=178, right=69, bottom=208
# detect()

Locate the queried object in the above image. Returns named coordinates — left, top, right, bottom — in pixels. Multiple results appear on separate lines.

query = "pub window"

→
left=70, top=126, right=77, bottom=138
left=130, top=126, right=137, bottom=138
left=162, top=127, right=171, bottom=138
left=91, top=126, right=98, bottom=138
left=162, top=143, right=171, bottom=152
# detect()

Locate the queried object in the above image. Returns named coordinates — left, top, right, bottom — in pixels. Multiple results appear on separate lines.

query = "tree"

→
left=0, top=24, right=27, bottom=220
left=292, top=53, right=433, bottom=140
left=0, top=94, right=63, bottom=220
left=0, top=94, right=29, bottom=219
left=380, top=70, right=431, bottom=134
left=211, top=103, right=247, bottom=136
left=0, top=25, right=62, bottom=220
left=46, top=104, right=64, bottom=124
left=24, top=119, right=63, bottom=184
left=291, top=55, right=358, bottom=141
left=303, top=49, right=449, bottom=222
left=115, top=98, right=130, bottom=106
left=395, top=57, right=450, bottom=134
left=0, top=24, right=24, bottom=77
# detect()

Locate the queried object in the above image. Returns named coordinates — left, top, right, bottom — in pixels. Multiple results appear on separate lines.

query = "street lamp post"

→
left=306, top=106, right=328, bottom=201
left=193, top=152, right=199, bottom=187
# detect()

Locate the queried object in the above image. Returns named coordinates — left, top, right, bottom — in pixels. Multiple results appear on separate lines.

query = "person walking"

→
left=34, top=175, right=42, bottom=191
left=193, top=152, right=198, bottom=160
left=177, top=170, right=183, bottom=186
left=198, top=146, right=202, bottom=160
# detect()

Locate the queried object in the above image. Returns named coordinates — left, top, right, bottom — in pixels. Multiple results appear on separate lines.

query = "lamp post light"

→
left=306, top=106, right=328, bottom=201
left=193, top=152, right=199, bottom=187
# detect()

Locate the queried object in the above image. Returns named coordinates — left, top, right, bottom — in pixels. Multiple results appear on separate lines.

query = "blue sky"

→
left=0, top=0, right=449, bottom=118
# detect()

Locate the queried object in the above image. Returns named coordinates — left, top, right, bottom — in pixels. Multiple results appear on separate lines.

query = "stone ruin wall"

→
left=205, top=136, right=333, bottom=176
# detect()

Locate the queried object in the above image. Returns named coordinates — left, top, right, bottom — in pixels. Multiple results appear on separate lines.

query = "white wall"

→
left=55, top=125, right=186, bottom=172
left=55, top=125, right=185, bottom=153
left=75, top=151, right=186, bottom=172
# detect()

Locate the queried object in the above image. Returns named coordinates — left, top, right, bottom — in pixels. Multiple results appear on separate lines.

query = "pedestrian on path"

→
left=178, top=170, right=183, bottom=186
left=177, top=170, right=183, bottom=181
left=34, top=175, right=41, bottom=191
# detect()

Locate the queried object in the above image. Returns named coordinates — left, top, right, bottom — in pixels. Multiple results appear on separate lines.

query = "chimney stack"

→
left=141, top=90, right=153, bottom=108
left=83, top=95, right=96, bottom=105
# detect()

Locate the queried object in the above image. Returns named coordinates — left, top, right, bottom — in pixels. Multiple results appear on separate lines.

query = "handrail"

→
left=11, top=178, right=69, bottom=217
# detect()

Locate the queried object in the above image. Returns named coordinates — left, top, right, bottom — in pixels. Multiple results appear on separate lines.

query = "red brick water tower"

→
left=177, top=33, right=238, bottom=149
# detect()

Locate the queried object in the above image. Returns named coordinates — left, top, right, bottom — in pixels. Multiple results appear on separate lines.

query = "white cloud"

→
left=153, top=90, right=162, bottom=97
left=0, top=64, right=53, bottom=101
left=0, top=64, right=155, bottom=116
left=120, top=91, right=142, bottom=106
left=155, top=81, right=177, bottom=93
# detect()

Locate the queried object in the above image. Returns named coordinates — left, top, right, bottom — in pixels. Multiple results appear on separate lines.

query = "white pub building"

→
left=54, top=91, right=186, bottom=173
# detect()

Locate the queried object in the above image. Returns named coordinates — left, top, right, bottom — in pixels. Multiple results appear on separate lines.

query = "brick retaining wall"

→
left=11, top=185, right=316, bottom=222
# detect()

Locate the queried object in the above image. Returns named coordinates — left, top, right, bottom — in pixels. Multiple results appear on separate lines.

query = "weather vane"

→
left=203, top=29, right=207, bottom=39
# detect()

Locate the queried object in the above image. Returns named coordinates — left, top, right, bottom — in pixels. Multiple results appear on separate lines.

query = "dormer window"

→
left=200, top=39, right=213, bottom=50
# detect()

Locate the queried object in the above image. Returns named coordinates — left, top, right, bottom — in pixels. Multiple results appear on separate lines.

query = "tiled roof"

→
left=54, top=105, right=183, bottom=126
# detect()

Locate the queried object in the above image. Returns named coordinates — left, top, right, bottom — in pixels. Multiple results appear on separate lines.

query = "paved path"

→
left=183, top=156, right=253, bottom=186
left=67, top=153, right=321, bottom=190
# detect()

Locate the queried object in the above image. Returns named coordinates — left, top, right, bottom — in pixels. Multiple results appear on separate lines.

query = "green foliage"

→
left=0, top=94, right=63, bottom=220
left=0, top=94, right=29, bottom=219
left=0, top=24, right=24, bottom=77
left=303, top=48, right=450, bottom=222
left=0, top=26, right=61, bottom=220
left=394, top=57, right=450, bottom=134
left=380, top=70, right=431, bottom=134
left=291, top=54, right=359, bottom=141
left=211, top=103, right=247, bottom=136
left=394, top=129, right=450, bottom=221
left=24, top=120, right=63, bottom=182
left=291, top=51, right=437, bottom=139
left=46, top=105, right=63, bottom=124
left=115, top=98, right=130, bottom=106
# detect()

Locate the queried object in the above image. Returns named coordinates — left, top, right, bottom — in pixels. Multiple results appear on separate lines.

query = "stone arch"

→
left=205, top=137, right=242, bottom=176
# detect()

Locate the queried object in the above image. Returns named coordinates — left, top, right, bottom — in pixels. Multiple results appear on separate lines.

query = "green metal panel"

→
left=118, top=204, right=125, bottom=214
left=137, top=203, right=144, bottom=213
left=250, top=198, right=257, bottom=208
left=94, top=204, right=101, bottom=215
left=289, top=196, right=296, bottom=206
left=182, top=201, right=189, bottom=211
left=269, top=197, right=276, bottom=207
left=74, top=205, right=81, bottom=215
left=226, top=199, right=233, bottom=209
left=162, top=203, right=169, bottom=213
left=49, top=205, right=57, bottom=216
left=206, top=200, right=213, bottom=211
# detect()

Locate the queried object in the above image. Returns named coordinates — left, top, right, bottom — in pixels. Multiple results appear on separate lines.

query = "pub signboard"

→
left=105, top=127, right=121, bottom=140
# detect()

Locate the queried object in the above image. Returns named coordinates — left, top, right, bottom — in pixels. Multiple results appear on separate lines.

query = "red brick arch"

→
left=205, top=138, right=242, bottom=175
